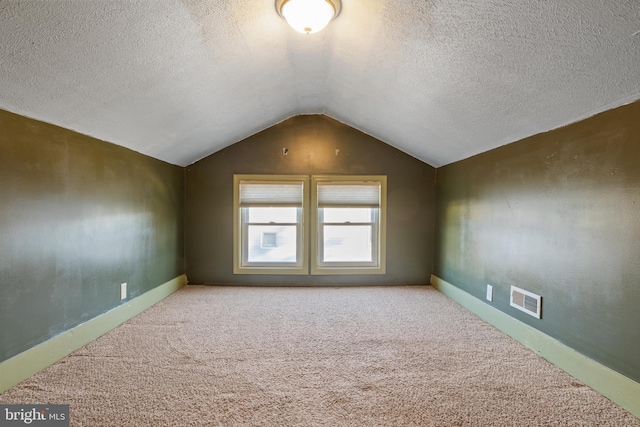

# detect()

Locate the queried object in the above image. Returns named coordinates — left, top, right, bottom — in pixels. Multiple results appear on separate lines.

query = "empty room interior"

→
left=1, top=0, right=640, bottom=425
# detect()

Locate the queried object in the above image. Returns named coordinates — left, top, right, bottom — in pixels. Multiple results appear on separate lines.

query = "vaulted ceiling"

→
left=1, top=1, right=639, bottom=167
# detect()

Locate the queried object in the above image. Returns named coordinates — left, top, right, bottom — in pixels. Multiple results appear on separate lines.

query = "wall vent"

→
left=510, top=286, right=542, bottom=319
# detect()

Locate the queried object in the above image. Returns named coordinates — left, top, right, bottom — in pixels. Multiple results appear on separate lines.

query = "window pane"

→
left=323, top=208, right=372, bottom=223
left=248, top=207, right=297, bottom=223
left=323, top=225, right=372, bottom=262
left=247, top=225, right=297, bottom=263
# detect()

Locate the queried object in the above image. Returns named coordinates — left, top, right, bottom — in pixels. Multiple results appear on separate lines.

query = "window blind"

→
left=239, top=181, right=304, bottom=207
left=317, top=181, right=381, bottom=207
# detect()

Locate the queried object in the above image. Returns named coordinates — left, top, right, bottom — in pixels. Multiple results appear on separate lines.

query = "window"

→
left=311, top=176, right=386, bottom=274
left=233, top=175, right=308, bottom=274
left=233, top=174, right=386, bottom=275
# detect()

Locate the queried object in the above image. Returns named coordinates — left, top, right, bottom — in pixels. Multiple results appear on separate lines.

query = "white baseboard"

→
left=431, top=274, right=640, bottom=419
left=0, top=274, right=187, bottom=393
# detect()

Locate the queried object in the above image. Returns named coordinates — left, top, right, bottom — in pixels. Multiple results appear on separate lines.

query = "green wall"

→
left=434, top=101, right=640, bottom=383
left=186, top=115, right=436, bottom=286
left=0, top=109, right=185, bottom=363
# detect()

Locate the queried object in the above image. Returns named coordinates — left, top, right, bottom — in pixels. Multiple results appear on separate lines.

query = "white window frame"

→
left=233, top=175, right=309, bottom=275
left=311, top=175, right=387, bottom=275
left=233, top=174, right=386, bottom=276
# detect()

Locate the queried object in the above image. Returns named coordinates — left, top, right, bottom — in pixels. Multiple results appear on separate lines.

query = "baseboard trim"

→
left=0, top=274, right=187, bottom=393
left=431, top=274, right=640, bottom=419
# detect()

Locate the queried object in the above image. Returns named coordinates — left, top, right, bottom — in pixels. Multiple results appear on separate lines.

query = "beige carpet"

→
left=1, top=285, right=638, bottom=426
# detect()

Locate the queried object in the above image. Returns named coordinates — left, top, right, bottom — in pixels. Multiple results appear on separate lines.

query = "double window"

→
left=234, top=174, right=386, bottom=275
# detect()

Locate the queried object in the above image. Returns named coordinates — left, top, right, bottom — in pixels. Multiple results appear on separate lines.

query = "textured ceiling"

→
left=1, top=1, right=639, bottom=167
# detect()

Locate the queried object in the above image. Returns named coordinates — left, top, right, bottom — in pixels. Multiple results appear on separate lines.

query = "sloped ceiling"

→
left=1, top=1, right=639, bottom=167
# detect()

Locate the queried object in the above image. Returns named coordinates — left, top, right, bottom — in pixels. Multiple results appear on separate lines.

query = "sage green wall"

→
left=434, top=101, right=640, bottom=382
left=186, top=115, right=436, bottom=286
left=0, top=109, right=185, bottom=363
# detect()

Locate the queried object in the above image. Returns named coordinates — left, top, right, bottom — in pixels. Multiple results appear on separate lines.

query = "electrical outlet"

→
left=120, top=283, right=127, bottom=300
left=486, top=284, right=493, bottom=302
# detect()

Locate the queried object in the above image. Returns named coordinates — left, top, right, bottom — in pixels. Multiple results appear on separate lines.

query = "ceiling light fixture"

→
left=276, top=0, right=342, bottom=34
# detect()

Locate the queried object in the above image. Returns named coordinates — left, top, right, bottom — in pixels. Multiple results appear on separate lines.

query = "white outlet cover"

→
left=486, top=284, right=493, bottom=302
left=120, top=283, right=127, bottom=300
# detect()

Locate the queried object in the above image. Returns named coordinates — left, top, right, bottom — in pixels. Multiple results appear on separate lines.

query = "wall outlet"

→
left=486, top=284, right=493, bottom=302
left=120, top=283, right=127, bottom=300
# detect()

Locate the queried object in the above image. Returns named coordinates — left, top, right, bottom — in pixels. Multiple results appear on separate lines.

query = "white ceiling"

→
left=1, top=1, right=639, bottom=167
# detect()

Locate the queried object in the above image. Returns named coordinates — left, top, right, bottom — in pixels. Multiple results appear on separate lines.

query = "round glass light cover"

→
left=281, top=0, right=336, bottom=34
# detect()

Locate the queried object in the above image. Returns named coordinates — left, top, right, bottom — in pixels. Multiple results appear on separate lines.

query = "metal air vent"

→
left=510, top=286, right=542, bottom=319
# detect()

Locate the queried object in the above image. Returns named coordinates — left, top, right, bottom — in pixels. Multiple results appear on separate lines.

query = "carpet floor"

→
left=1, top=285, right=638, bottom=426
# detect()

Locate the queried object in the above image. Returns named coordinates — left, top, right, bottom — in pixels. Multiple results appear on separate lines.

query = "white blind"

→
left=317, top=181, right=381, bottom=207
left=239, top=181, right=304, bottom=207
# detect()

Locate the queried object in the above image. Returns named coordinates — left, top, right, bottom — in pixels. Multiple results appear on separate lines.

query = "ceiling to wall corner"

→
left=1, top=1, right=639, bottom=167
